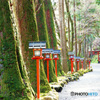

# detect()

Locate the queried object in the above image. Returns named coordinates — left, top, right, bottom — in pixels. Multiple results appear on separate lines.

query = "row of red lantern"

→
left=29, top=42, right=60, bottom=99
left=68, top=52, right=91, bottom=73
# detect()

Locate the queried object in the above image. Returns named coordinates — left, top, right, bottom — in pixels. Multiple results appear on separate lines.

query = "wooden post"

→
left=98, top=52, right=99, bottom=63
left=47, top=60, right=49, bottom=82
left=55, top=60, right=57, bottom=77
left=36, top=59, right=40, bottom=99
left=82, top=62, right=83, bottom=69
left=77, top=61, right=79, bottom=71
left=89, top=61, right=90, bottom=69
left=71, top=60, right=73, bottom=73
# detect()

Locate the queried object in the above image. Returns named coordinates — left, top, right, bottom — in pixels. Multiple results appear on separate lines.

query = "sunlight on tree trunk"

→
left=73, top=0, right=77, bottom=72
left=59, top=0, right=68, bottom=73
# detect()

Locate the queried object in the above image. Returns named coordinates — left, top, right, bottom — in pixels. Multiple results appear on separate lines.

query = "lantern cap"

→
left=42, top=49, right=53, bottom=54
left=68, top=52, right=74, bottom=55
left=87, top=58, right=91, bottom=60
left=29, top=41, right=46, bottom=49
left=74, top=56, right=80, bottom=59
left=80, top=58, right=84, bottom=60
left=70, top=55, right=74, bottom=58
left=53, top=50, right=61, bottom=54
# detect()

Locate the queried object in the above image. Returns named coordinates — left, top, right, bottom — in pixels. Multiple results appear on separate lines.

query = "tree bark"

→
left=14, top=0, right=51, bottom=93
left=0, top=0, right=31, bottom=99
left=73, top=0, right=77, bottom=72
left=52, top=7, right=60, bottom=38
left=65, top=0, right=74, bottom=51
left=36, top=0, right=57, bottom=82
left=59, top=0, right=68, bottom=73
left=67, top=0, right=71, bottom=51
left=44, top=0, right=63, bottom=76
left=44, top=0, right=57, bottom=49
left=84, top=34, right=87, bottom=69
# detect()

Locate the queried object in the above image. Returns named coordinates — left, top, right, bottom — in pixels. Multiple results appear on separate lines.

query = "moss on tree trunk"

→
left=36, top=0, right=57, bottom=82
left=15, top=0, right=51, bottom=93
left=44, top=0, right=64, bottom=76
left=0, top=0, right=32, bottom=99
left=44, top=0, right=57, bottom=49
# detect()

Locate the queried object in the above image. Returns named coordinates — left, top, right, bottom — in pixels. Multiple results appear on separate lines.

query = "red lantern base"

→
left=77, top=61, right=79, bottom=71
left=32, top=56, right=43, bottom=59
left=53, top=58, right=59, bottom=60
left=44, top=58, right=52, bottom=61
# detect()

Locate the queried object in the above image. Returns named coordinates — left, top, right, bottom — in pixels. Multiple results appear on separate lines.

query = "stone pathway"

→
left=59, top=63, right=100, bottom=100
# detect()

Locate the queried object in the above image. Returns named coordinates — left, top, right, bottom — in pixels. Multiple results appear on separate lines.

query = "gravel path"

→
left=59, top=63, right=100, bottom=100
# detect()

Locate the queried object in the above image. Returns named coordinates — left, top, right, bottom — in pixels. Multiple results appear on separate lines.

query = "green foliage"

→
left=91, top=55, right=98, bottom=63
left=77, top=69, right=84, bottom=76
left=84, top=68, right=90, bottom=73
left=88, top=8, right=96, bottom=13
left=0, top=94, right=4, bottom=99
left=76, top=0, right=81, bottom=6
left=96, top=0, right=100, bottom=5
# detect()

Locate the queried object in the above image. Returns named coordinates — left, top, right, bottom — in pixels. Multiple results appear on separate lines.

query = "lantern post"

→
left=53, top=50, right=60, bottom=77
left=98, top=52, right=100, bottom=63
left=75, top=57, right=80, bottom=71
left=42, top=49, right=53, bottom=82
left=80, top=58, right=84, bottom=69
left=29, top=41, right=46, bottom=99
left=68, top=52, right=74, bottom=73
left=87, top=58, right=91, bottom=69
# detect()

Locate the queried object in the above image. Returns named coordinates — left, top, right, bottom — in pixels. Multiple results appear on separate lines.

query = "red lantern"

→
left=80, top=58, right=84, bottom=69
left=98, top=52, right=100, bottom=63
left=68, top=52, right=74, bottom=73
left=29, top=41, right=46, bottom=99
left=42, top=49, right=53, bottom=82
left=53, top=50, right=60, bottom=77
left=75, top=57, right=80, bottom=71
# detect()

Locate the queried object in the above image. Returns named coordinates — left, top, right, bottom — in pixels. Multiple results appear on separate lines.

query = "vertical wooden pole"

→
left=71, top=60, right=73, bottom=73
left=47, top=60, right=49, bottom=82
left=36, top=59, right=40, bottom=99
left=72, top=60, right=74, bottom=73
left=55, top=60, right=57, bottom=77
left=98, top=52, right=99, bottom=63
left=77, top=61, right=79, bottom=71
left=89, top=61, right=90, bottom=69
left=82, top=62, right=83, bottom=69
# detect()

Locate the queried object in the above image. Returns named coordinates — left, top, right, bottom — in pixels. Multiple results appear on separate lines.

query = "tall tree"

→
left=44, top=0, right=64, bottom=76
left=0, top=0, right=33, bottom=99
left=36, top=0, right=57, bottom=82
left=44, top=0, right=57, bottom=49
left=73, top=0, right=77, bottom=71
left=59, top=0, right=68, bottom=73
left=84, top=34, right=87, bottom=69
left=14, top=0, right=51, bottom=93
left=65, top=0, right=74, bottom=51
